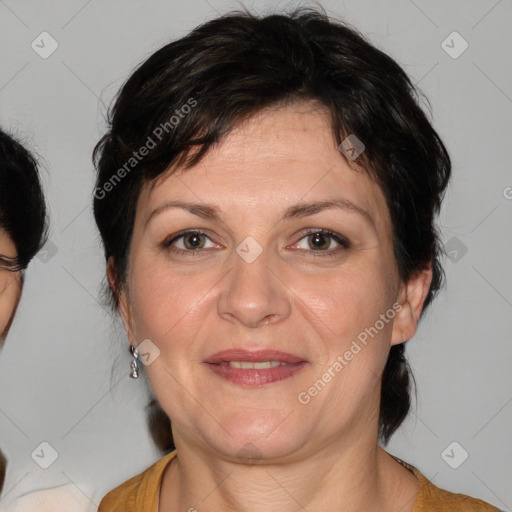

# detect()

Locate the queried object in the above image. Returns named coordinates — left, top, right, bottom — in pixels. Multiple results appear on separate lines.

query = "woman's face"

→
left=117, top=101, right=431, bottom=461
left=0, top=229, right=22, bottom=343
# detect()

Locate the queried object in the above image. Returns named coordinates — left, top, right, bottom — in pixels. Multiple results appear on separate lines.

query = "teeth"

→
left=226, top=361, right=288, bottom=369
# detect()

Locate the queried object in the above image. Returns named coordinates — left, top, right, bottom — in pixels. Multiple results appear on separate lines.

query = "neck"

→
left=160, top=430, right=418, bottom=512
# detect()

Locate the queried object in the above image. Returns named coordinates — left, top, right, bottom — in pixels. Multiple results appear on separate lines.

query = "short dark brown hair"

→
left=0, top=128, right=47, bottom=272
left=93, top=6, right=451, bottom=445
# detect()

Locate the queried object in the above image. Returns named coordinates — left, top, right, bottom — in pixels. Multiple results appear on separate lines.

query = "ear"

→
left=391, top=265, right=433, bottom=347
left=107, top=257, right=137, bottom=346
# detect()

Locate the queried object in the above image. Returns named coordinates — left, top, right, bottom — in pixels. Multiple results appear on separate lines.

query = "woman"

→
left=0, top=128, right=48, bottom=496
left=93, top=7, right=500, bottom=511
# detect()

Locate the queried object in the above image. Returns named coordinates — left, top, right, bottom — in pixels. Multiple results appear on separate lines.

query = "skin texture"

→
left=0, top=229, right=21, bottom=344
left=112, top=101, right=433, bottom=512
left=0, top=228, right=22, bottom=494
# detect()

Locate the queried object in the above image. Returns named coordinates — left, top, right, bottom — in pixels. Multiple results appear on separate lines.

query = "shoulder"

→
left=98, top=451, right=177, bottom=512
left=405, top=462, right=501, bottom=511
left=0, top=484, right=96, bottom=512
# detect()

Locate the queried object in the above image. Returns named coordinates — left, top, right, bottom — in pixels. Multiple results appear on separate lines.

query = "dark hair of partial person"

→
left=92, top=5, right=451, bottom=447
left=0, top=128, right=48, bottom=273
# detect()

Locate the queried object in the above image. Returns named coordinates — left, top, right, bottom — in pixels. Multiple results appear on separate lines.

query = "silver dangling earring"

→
left=129, top=345, right=140, bottom=379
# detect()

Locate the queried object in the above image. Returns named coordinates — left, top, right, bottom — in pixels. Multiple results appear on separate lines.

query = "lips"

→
left=204, top=349, right=307, bottom=365
left=204, top=349, right=308, bottom=386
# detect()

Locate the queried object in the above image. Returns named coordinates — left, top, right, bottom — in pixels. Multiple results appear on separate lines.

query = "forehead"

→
left=139, top=101, right=390, bottom=231
left=196, top=102, right=338, bottom=170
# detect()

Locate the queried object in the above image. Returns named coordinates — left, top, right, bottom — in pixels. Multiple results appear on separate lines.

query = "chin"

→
left=197, top=412, right=305, bottom=463
left=216, top=435, right=303, bottom=465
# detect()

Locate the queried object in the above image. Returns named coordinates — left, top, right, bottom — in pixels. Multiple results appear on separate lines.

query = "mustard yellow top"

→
left=98, top=450, right=500, bottom=511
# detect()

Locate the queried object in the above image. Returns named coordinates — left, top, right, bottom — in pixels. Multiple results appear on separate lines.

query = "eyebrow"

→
left=145, top=199, right=374, bottom=228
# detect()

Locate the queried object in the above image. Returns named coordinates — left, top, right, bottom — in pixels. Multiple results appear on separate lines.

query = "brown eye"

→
left=293, top=229, right=350, bottom=258
left=163, top=230, right=217, bottom=254
left=182, top=232, right=206, bottom=250
left=307, top=232, right=331, bottom=250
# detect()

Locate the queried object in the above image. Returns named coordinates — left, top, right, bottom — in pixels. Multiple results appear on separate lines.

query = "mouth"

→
left=218, top=360, right=293, bottom=369
left=204, top=348, right=307, bottom=365
left=203, top=349, right=308, bottom=386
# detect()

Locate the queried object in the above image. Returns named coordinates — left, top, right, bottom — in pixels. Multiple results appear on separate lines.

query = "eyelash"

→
left=162, top=229, right=350, bottom=258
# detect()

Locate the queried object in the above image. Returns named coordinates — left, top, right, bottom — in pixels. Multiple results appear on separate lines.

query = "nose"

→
left=217, top=245, right=291, bottom=328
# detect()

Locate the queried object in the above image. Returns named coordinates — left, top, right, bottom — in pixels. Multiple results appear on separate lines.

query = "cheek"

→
left=295, top=261, right=394, bottom=335
left=293, top=268, right=394, bottom=409
left=128, top=246, right=395, bottom=348
left=292, top=264, right=396, bottom=399
left=127, top=231, right=396, bottom=355
left=128, top=262, right=216, bottom=345
left=0, top=274, right=21, bottom=338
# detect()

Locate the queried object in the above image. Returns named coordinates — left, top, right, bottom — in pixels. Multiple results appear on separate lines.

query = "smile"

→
left=205, top=360, right=308, bottom=386
left=220, top=360, right=289, bottom=369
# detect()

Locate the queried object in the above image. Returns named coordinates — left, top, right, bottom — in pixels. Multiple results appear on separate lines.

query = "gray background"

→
left=0, top=0, right=510, bottom=509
